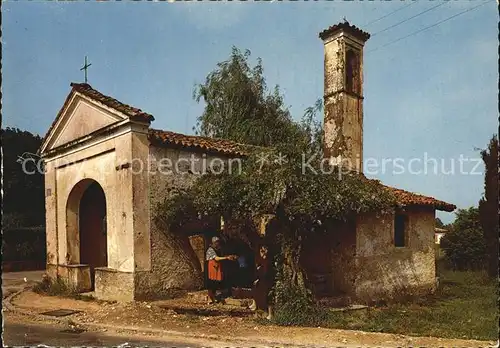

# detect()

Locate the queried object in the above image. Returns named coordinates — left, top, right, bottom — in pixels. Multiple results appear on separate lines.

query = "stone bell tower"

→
left=319, top=21, right=370, bottom=173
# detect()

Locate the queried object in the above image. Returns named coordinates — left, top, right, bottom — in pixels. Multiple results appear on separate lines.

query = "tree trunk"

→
left=283, top=242, right=306, bottom=290
left=479, top=136, right=499, bottom=279
left=480, top=199, right=499, bottom=278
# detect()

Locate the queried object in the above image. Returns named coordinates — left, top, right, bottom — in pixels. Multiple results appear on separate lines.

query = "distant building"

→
left=435, top=228, right=448, bottom=244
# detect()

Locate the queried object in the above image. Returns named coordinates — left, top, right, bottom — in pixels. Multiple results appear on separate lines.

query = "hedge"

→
left=2, top=227, right=46, bottom=262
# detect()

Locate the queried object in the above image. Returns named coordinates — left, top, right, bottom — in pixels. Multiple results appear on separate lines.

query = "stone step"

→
left=224, top=297, right=253, bottom=307
left=330, top=304, right=369, bottom=312
left=79, top=291, right=96, bottom=300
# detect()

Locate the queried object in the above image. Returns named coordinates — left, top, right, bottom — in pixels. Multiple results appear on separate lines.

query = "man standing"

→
left=206, top=236, right=236, bottom=305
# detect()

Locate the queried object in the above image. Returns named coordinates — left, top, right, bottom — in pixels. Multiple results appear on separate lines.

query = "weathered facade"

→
left=299, top=207, right=439, bottom=303
left=40, top=21, right=455, bottom=303
left=354, top=208, right=437, bottom=302
left=136, top=145, right=240, bottom=300
left=320, top=22, right=369, bottom=173
left=39, top=83, right=246, bottom=301
left=297, top=22, right=455, bottom=303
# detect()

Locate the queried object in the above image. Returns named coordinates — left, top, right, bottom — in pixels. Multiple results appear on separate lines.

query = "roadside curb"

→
left=3, top=285, right=33, bottom=314
left=4, top=287, right=310, bottom=347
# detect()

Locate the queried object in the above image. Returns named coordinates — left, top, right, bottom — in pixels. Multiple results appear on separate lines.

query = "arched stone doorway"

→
left=66, top=179, right=107, bottom=290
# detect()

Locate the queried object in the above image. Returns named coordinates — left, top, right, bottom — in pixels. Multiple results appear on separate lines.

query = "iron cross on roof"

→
left=80, top=56, right=92, bottom=84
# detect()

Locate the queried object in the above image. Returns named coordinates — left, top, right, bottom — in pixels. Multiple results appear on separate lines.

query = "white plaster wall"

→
left=45, top=130, right=137, bottom=273
left=44, top=160, right=58, bottom=266
left=324, top=38, right=344, bottom=96
left=130, top=131, right=151, bottom=271
left=53, top=99, right=121, bottom=148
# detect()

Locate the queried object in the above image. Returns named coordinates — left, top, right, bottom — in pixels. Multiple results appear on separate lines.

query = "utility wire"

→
left=364, top=2, right=417, bottom=27
left=371, top=2, right=447, bottom=37
left=367, top=0, right=493, bottom=53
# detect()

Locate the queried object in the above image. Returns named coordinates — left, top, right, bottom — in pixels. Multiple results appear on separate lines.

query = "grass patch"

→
left=266, top=269, right=497, bottom=341
left=271, top=281, right=331, bottom=327
left=326, top=269, right=498, bottom=341
left=32, top=276, right=79, bottom=297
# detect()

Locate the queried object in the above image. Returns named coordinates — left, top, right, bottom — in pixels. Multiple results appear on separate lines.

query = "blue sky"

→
left=3, top=1, right=497, bottom=223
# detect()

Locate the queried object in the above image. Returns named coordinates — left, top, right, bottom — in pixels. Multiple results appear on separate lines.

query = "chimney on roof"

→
left=319, top=21, right=370, bottom=173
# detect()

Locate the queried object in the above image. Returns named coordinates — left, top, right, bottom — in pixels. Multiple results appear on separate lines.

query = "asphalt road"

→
left=2, top=322, right=210, bottom=348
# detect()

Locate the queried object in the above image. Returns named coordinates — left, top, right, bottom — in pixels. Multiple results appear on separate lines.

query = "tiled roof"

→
left=40, top=83, right=154, bottom=154
left=70, top=83, right=154, bottom=122
left=148, top=128, right=252, bottom=156
left=319, top=21, right=370, bottom=42
left=385, top=186, right=456, bottom=212
left=41, top=84, right=455, bottom=213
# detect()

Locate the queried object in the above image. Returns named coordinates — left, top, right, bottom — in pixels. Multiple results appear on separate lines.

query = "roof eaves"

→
left=148, top=129, right=254, bottom=157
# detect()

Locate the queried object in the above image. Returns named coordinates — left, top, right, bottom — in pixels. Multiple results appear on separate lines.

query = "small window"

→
left=346, top=49, right=360, bottom=94
left=394, top=213, right=408, bottom=247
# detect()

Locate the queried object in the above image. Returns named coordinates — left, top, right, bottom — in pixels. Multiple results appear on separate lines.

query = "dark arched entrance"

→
left=79, top=181, right=107, bottom=290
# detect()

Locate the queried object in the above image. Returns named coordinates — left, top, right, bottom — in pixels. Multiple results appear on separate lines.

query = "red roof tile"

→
left=385, top=186, right=456, bottom=212
left=148, top=128, right=252, bottom=156
left=319, top=21, right=370, bottom=42
left=70, top=83, right=154, bottom=122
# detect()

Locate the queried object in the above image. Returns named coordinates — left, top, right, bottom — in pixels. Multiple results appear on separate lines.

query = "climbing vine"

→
left=156, top=47, right=396, bottom=307
left=156, top=141, right=396, bottom=288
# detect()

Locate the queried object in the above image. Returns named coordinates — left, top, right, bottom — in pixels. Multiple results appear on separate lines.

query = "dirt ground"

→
left=9, top=289, right=497, bottom=347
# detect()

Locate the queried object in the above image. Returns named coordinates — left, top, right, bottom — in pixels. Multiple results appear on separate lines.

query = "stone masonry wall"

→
left=323, top=33, right=365, bottom=172
left=134, top=146, right=237, bottom=300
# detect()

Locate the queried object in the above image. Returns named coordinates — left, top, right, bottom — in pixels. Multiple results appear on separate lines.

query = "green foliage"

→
left=440, top=207, right=486, bottom=271
left=160, top=46, right=341, bottom=230
left=155, top=187, right=198, bottom=232
left=2, top=227, right=46, bottom=262
left=478, top=134, right=499, bottom=278
left=261, top=269, right=497, bottom=340
left=327, top=269, right=498, bottom=341
left=272, top=266, right=330, bottom=326
left=451, top=206, right=482, bottom=232
left=273, top=282, right=330, bottom=327
left=193, top=46, right=311, bottom=148
left=3, top=212, right=26, bottom=230
left=178, top=46, right=394, bottom=225
left=159, top=119, right=395, bottom=228
left=1, top=127, right=45, bottom=227
left=159, top=46, right=397, bottom=318
left=158, top=153, right=395, bottom=238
